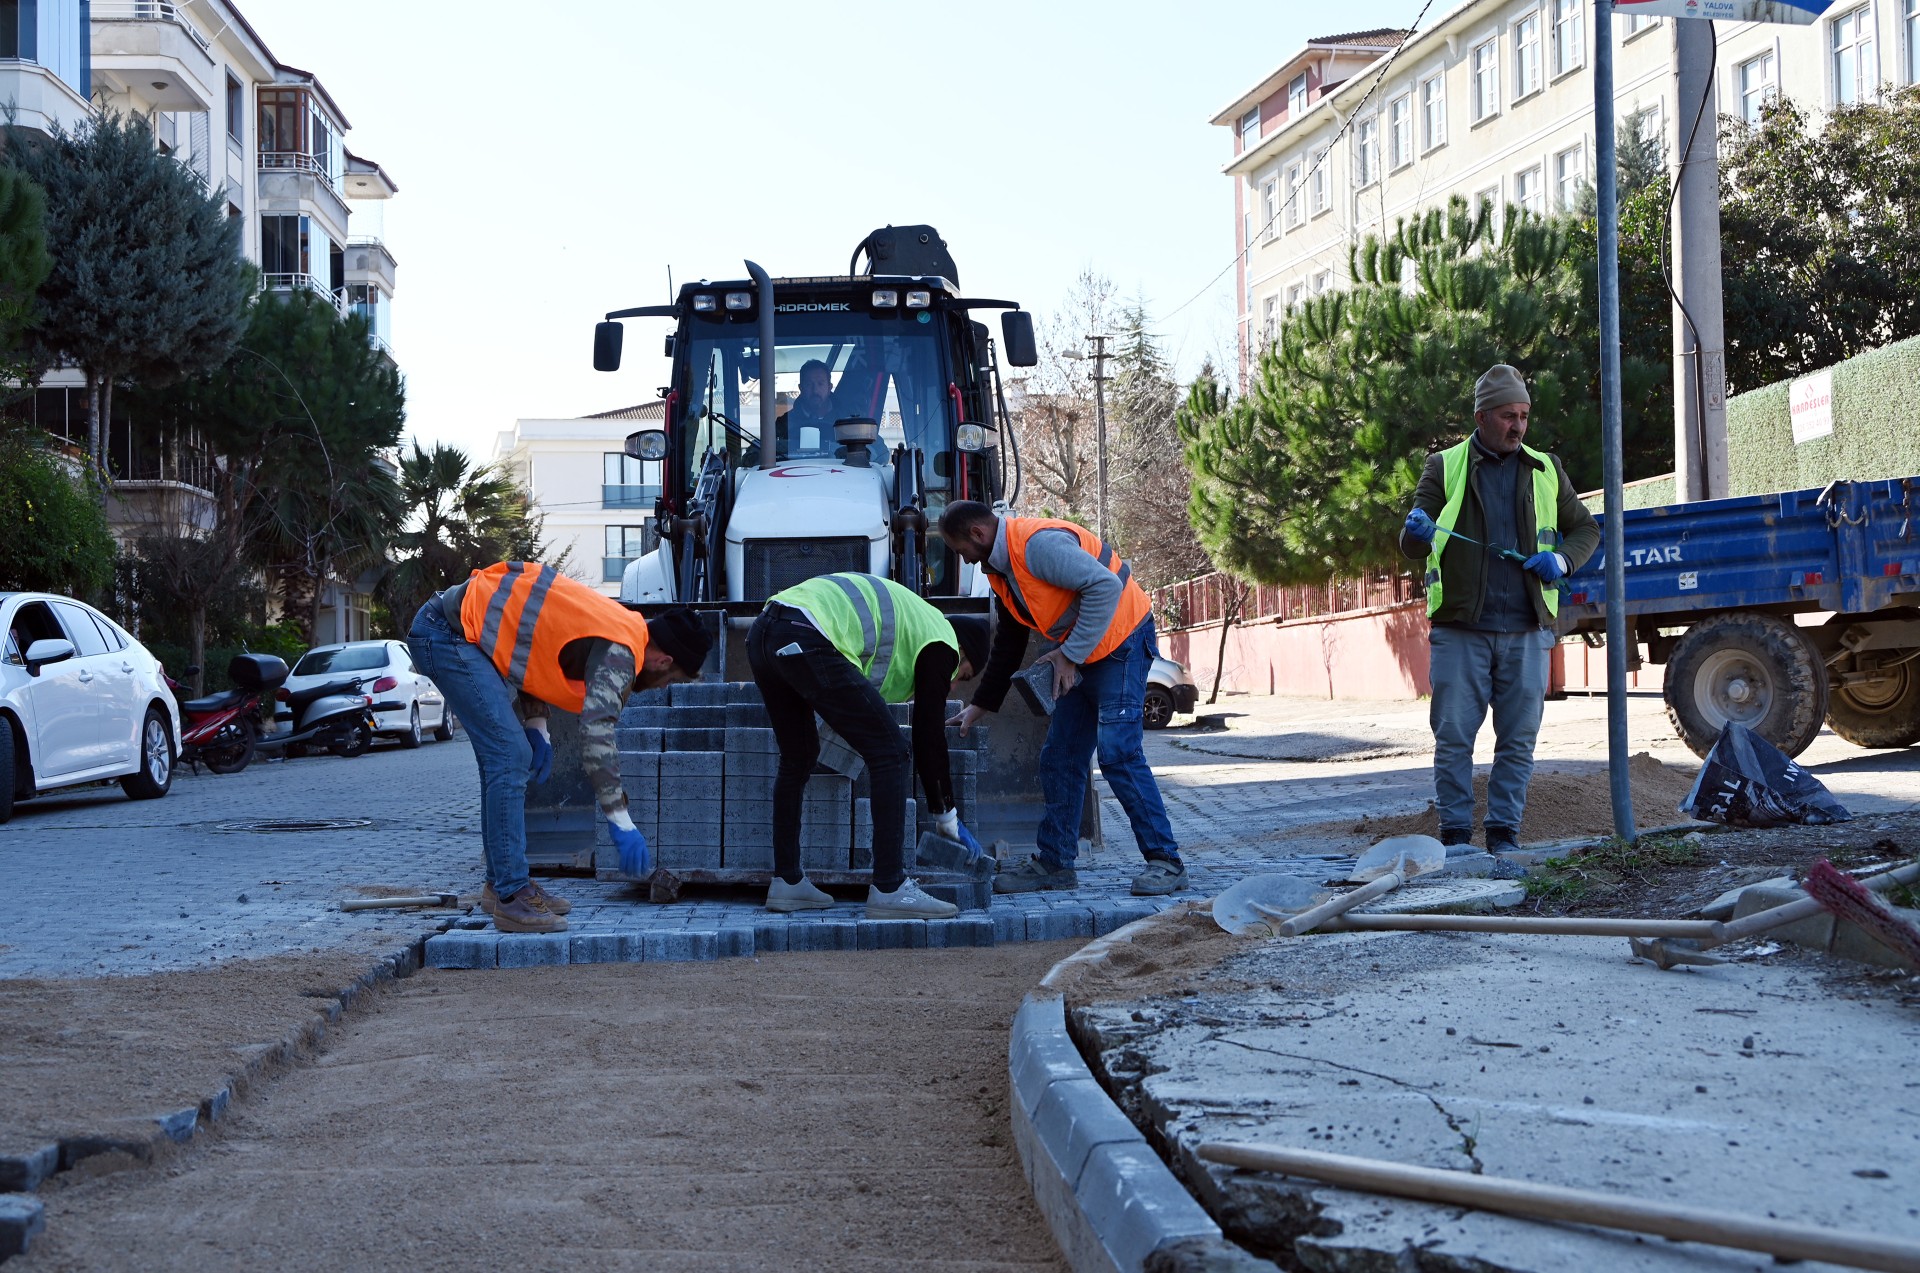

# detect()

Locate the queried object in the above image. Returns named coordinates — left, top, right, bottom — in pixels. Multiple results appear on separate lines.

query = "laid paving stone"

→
left=0, top=1145, right=58, bottom=1194
left=0, top=1193, right=47, bottom=1261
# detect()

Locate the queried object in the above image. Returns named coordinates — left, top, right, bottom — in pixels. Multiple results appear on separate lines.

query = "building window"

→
left=1552, top=0, right=1584, bottom=78
left=1631, top=105, right=1662, bottom=148
left=1619, top=12, right=1657, bottom=37
left=1355, top=116, right=1379, bottom=186
left=1909, top=0, right=1920, bottom=83
left=1738, top=50, right=1778, bottom=122
left=1831, top=5, right=1876, bottom=104
left=1471, top=39, right=1500, bottom=122
left=1515, top=165, right=1543, bottom=215
left=1475, top=183, right=1501, bottom=219
left=1388, top=92, right=1414, bottom=168
left=1554, top=145, right=1584, bottom=210
left=1288, top=72, right=1309, bottom=116
left=1285, top=282, right=1307, bottom=311
left=1261, top=294, right=1280, bottom=345
left=603, top=453, right=658, bottom=509
left=1284, top=161, right=1305, bottom=228
left=1312, top=270, right=1334, bottom=294
left=1420, top=73, right=1447, bottom=151
left=1261, top=176, right=1280, bottom=239
left=1309, top=149, right=1330, bottom=215
left=604, top=525, right=654, bottom=582
left=1238, top=106, right=1260, bottom=150
left=1514, top=11, right=1543, bottom=99
left=225, top=74, right=244, bottom=144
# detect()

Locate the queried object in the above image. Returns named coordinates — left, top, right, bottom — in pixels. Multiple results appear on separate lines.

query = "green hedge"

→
left=1725, top=332, right=1920, bottom=495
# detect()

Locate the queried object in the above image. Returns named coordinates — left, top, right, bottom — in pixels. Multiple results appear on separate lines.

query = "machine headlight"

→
left=871, top=289, right=899, bottom=308
left=692, top=294, right=717, bottom=312
left=956, top=424, right=987, bottom=453
left=904, top=290, right=931, bottom=308
left=724, top=292, right=752, bottom=310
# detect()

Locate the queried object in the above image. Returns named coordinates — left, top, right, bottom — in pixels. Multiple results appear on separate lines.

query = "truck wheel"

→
left=1824, top=655, right=1920, bottom=748
left=1664, top=612, right=1828, bottom=759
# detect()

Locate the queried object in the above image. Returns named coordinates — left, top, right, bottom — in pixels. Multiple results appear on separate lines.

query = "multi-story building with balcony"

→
left=1216, top=3, right=1920, bottom=384
left=495, top=404, right=669, bottom=597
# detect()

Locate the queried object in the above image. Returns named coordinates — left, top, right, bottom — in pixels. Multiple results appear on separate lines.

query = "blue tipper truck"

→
left=1555, top=476, right=1920, bottom=759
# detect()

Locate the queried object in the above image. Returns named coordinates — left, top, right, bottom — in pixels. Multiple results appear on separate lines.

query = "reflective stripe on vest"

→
left=988, top=518, right=1150, bottom=665
left=459, top=561, right=653, bottom=712
left=1427, top=439, right=1563, bottom=619
left=771, top=572, right=958, bottom=703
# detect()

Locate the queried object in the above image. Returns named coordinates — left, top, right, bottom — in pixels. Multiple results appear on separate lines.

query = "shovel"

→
left=1255, top=834, right=1448, bottom=937
left=1211, top=875, right=1329, bottom=936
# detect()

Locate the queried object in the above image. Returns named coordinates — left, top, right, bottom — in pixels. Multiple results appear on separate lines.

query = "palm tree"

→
left=385, top=442, right=559, bottom=623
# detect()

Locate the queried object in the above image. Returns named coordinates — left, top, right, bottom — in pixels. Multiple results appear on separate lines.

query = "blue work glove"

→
left=524, top=725, right=553, bottom=784
left=611, top=822, right=652, bottom=877
left=955, top=819, right=986, bottom=859
left=1523, top=551, right=1568, bottom=583
left=1403, top=508, right=1437, bottom=544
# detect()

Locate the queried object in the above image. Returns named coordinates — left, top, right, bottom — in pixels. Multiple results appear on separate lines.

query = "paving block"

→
left=657, top=844, right=723, bottom=871
left=858, top=919, right=927, bottom=951
left=992, top=907, right=1028, bottom=944
left=664, top=728, right=726, bottom=752
left=716, top=926, right=757, bottom=958
left=723, top=842, right=774, bottom=871
left=154, top=1107, right=199, bottom=1144
left=496, top=933, right=570, bottom=968
left=725, top=750, right=782, bottom=779
left=754, top=921, right=790, bottom=954
left=726, top=701, right=773, bottom=728
left=200, top=1086, right=232, bottom=1123
left=660, top=751, right=726, bottom=779
left=1077, top=1141, right=1222, bottom=1269
left=1032, top=1076, right=1144, bottom=1189
left=568, top=932, right=644, bottom=964
left=618, top=752, right=662, bottom=784
left=725, top=772, right=777, bottom=801
left=727, top=680, right=766, bottom=704
left=615, top=726, right=663, bottom=752
left=669, top=682, right=729, bottom=707
left=0, top=1193, right=47, bottom=1261
left=727, top=726, right=779, bottom=753
left=424, top=931, right=498, bottom=970
left=618, top=706, right=671, bottom=728
left=0, top=1145, right=58, bottom=1193
left=1009, top=993, right=1089, bottom=1115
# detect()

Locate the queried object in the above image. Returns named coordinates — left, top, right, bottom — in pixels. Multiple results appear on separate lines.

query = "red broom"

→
left=1803, top=859, right=1920, bottom=971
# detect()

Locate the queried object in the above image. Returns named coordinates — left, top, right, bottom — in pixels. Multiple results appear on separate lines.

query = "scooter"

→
left=258, top=673, right=383, bottom=759
left=166, top=653, right=290, bottom=774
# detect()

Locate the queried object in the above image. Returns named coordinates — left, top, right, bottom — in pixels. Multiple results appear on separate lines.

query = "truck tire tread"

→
left=1825, top=659, right=1920, bottom=749
left=1664, top=612, right=1828, bottom=759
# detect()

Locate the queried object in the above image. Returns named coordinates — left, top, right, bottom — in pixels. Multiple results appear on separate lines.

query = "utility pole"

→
left=1671, top=18, right=1729, bottom=502
left=1075, top=334, right=1114, bottom=541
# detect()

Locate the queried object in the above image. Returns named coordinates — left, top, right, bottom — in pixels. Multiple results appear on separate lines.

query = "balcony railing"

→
left=602, top=484, right=660, bottom=510
left=93, top=1, right=213, bottom=53
left=262, top=273, right=349, bottom=317
left=258, top=150, right=340, bottom=193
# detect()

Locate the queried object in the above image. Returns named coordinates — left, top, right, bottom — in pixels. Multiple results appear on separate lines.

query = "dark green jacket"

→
left=1398, top=438, right=1600, bottom=628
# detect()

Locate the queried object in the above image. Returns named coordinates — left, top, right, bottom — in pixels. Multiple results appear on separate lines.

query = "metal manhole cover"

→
left=216, top=818, right=375, bottom=833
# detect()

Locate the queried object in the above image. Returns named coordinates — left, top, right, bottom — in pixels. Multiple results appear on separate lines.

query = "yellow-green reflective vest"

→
left=1428, top=439, right=1564, bottom=619
left=771, top=573, right=957, bottom=703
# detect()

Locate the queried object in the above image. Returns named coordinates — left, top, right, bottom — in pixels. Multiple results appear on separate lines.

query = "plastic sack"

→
left=1679, top=723, right=1851, bottom=828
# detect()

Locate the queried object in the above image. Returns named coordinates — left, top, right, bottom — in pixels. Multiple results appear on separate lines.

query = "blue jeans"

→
left=1036, top=617, right=1181, bottom=869
left=1428, top=625, right=1553, bottom=834
left=408, top=599, right=534, bottom=900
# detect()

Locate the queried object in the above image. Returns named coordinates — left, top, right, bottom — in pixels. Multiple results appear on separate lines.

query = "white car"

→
left=1, top=591, right=179, bottom=822
left=280, top=639, right=451, bottom=749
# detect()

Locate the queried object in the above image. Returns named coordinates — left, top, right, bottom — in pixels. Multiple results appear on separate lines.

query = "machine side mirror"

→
left=593, top=321, right=624, bottom=372
left=625, top=429, right=669, bottom=461
left=24, top=637, right=75, bottom=675
left=1001, top=311, right=1038, bottom=367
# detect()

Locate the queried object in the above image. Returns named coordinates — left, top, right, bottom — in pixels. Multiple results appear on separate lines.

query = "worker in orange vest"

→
left=407, top=562, right=711, bottom=933
left=937, top=501, right=1186, bottom=897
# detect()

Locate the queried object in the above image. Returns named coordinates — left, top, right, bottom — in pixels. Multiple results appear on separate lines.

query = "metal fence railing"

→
left=93, top=1, right=212, bottom=52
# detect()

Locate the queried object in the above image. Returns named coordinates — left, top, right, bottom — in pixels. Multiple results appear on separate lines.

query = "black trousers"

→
left=747, top=605, right=910, bottom=891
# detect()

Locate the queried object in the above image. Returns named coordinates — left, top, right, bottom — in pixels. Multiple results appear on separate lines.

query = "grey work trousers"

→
left=1428, top=625, right=1553, bottom=834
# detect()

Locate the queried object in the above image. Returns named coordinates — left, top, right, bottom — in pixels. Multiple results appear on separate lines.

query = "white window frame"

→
left=1475, top=183, right=1502, bottom=220
left=1285, top=282, right=1307, bottom=311
left=1261, top=293, right=1280, bottom=345
left=1553, top=144, right=1584, bottom=211
left=1514, top=164, right=1543, bottom=216
left=1262, top=177, right=1280, bottom=240
left=1288, top=72, right=1309, bottom=116
left=1239, top=106, right=1260, bottom=150
left=1830, top=5, right=1876, bottom=105
left=1355, top=115, right=1379, bottom=186
left=1284, top=161, right=1306, bottom=229
left=1471, top=38, right=1501, bottom=122
left=1619, top=11, right=1658, bottom=38
left=1312, top=270, right=1334, bottom=295
left=1908, top=0, right=1920, bottom=84
left=1419, top=72, right=1447, bottom=152
left=1309, top=148, right=1330, bottom=216
left=1387, top=91, right=1414, bottom=169
left=1513, top=10, right=1543, bottom=101
left=1737, top=49, right=1778, bottom=123
left=1552, top=0, right=1584, bottom=79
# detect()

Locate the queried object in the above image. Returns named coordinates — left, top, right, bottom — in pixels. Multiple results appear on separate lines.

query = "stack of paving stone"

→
left=596, top=680, right=991, bottom=901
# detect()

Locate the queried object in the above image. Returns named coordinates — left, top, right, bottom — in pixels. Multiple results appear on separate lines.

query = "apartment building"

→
left=1216, top=3, right=1917, bottom=381
left=495, top=404, right=669, bottom=597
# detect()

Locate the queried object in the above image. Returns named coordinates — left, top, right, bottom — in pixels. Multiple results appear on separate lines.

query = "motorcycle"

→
left=166, top=653, right=289, bottom=774
left=260, top=672, right=385, bottom=759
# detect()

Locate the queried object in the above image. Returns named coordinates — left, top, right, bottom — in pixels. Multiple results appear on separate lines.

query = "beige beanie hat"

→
left=1474, top=364, right=1531, bottom=412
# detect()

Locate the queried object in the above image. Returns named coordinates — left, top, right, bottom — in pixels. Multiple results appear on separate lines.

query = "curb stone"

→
left=0, top=937, right=426, bottom=1265
left=1011, top=912, right=1280, bottom=1273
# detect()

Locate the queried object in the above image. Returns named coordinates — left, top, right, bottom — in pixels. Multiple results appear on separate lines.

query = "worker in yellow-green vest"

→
left=1399, top=364, right=1600, bottom=854
left=747, top=573, right=992, bottom=919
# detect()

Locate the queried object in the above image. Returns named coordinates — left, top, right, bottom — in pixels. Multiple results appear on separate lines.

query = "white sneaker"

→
left=766, top=875, right=835, bottom=912
left=867, top=877, right=959, bottom=920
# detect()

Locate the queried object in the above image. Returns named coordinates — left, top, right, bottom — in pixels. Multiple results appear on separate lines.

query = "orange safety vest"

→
left=988, top=518, right=1151, bottom=665
left=458, top=561, right=652, bottom=713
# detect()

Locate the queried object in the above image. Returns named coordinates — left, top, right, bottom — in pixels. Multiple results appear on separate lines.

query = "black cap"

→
left=947, top=615, right=990, bottom=677
left=645, top=607, right=713, bottom=677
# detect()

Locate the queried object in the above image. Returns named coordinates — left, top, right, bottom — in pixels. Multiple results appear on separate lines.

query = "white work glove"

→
left=608, top=807, right=637, bottom=833
left=933, top=808, right=960, bottom=839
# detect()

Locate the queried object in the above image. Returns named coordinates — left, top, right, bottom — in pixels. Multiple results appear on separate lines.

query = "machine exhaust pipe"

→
left=746, top=259, right=776, bottom=470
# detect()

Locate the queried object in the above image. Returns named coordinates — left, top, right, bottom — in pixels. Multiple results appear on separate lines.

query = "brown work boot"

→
left=482, top=880, right=573, bottom=916
left=490, top=887, right=567, bottom=934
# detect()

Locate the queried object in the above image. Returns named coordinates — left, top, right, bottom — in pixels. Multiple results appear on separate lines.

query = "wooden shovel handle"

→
left=1197, top=1142, right=1920, bottom=1273
left=1273, top=871, right=1403, bottom=937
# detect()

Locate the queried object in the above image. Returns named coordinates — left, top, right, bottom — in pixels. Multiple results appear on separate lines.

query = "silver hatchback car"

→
left=1145, top=654, right=1199, bottom=730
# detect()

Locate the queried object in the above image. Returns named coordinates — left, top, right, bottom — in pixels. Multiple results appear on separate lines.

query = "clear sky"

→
left=236, top=0, right=1416, bottom=459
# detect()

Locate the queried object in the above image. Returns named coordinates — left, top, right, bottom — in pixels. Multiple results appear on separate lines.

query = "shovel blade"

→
left=1212, top=874, right=1328, bottom=935
left=1351, top=834, right=1447, bottom=882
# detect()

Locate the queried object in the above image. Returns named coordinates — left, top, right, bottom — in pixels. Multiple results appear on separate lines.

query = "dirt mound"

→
left=1351, top=753, right=1699, bottom=844
left=1052, top=903, right=1267, bottom=1008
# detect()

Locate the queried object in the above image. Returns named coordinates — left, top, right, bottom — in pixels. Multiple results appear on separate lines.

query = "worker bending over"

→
left=408, top=561, right=711, bottom=933
left=748, top=572, right=991, bottom=919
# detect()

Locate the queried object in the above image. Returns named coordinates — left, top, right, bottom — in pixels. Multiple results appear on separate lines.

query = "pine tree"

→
left=1106, top=303, right=1209, bottom=587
